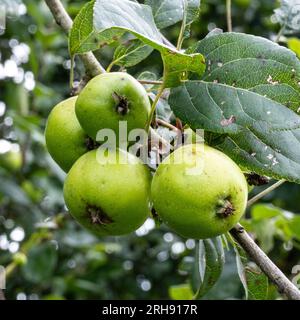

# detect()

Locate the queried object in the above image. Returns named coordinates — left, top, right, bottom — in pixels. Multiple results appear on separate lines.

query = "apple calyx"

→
left=85, top=137, right=100, bottom=151
left=87, top=205, right=113, bottom=225
left=216, top=198, right=235, bottom=218
left=112, top=92, right=130, bottom=115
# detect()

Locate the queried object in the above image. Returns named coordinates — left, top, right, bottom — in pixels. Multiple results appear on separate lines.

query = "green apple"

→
left=13, top=252, right=27, bottom=266
left=75, top=72, right=151, bottom=142
left=63, top=149, right=151, bottom=236
left=0, top=149, right=22, bottom=171
left=45, top=97, right=97, bottom=172
left=151, top=144, right=248, bottom=239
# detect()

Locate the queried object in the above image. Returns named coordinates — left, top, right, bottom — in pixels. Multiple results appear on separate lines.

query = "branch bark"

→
left=230, top=224, right=300, bottom=300
left=44, top=0, right=106, bottom=76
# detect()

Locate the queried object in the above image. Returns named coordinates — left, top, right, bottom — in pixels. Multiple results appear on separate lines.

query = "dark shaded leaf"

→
left=113, top=39, right=153, bottom=68
left=192, top=237, right=225, bottom=299
left=145, top=0, right=201, bottom=29
left=69, top=0, right=205, bottom=87
left=246, top=266, right=269, bottom=300
left=190, top=33, right=300, bottom=112
left=169, top=81, right=300, bottom=183
left=22, top=242, right=58, bottom=283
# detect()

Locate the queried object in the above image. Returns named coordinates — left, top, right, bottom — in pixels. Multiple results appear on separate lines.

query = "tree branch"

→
left=139, top=80, right=163, bottom=85
left=45, top=0, right=106, bottom=76
left=230, top=224, right=300, bottom=300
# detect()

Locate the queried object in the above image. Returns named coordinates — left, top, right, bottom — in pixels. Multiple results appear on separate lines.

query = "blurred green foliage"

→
left=0, top=0, right=299, bottom=300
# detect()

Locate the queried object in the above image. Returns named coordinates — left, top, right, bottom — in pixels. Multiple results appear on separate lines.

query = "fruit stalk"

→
left=226, top=0, right=232, bottom=32
left=146, top=85, right=165, bottom=132
left=247, top=180, right=286, bottom=207
left=176, top=0, right=187, bottom=51
left=230, top=224, right=300, bottom=300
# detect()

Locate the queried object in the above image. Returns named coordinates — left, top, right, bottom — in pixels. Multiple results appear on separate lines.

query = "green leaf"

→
left=92, top=0, right=162, bottom=46
left=69, top=0, right=205, bottom=87
left=233, top=243, right=248, bottom=299
left=246, top=267, right=269, bottom=300
left=169, top=81, right=300, bottom=183
left=69, top=1, right=122, bottom=55
left=185, top=0, right=201, bottom=26
left=288, top=215, right=300, bottom=240
left=251, top=204, right=282, bottom=221
left=145, top=0, right=201, bottom=29
left=162, top=51, right=205, bottom=87
left=112, top=39, right=153, bottom=68
left=69, top=1, right=95, bottom=54
left=190, top=33, right=300, bottom=112
left=249, top=205, right=281, bottom=252
left=288, top=37, right=300, bottom=58
left=192, top=237, right=225, bottom=299
left=0, top=177, right=30, bottom=206
left=22, top=242, right=58, bottom=283
left=253, top=220, right=277, bottom=253
left=169, top=284, right=194, bottom=300
left=93, top=0, right=205, bottom=87
left=232, top=239, right=269, bottom=300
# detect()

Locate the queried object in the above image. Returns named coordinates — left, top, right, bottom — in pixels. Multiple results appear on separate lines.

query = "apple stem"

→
left=247, top=179, right=286, bottom=207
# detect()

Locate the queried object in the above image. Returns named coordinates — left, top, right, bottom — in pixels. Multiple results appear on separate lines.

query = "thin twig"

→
left=275, top=26, right=285, bottom=43
left=176, top=0, right=187, bottom=50
left=71, top=74, right=92, bottom=96
left=226, top=0, right=232, bottom=32
left=106, top=60, right=116, bottom=73
left=156, top=118, right=180, bottom=132
left=247, top=180, right=286, bottom=207
left=146, top=85, right=165, bottom=132
left=139, top=80, right=164, bottom=85
left=230, top=224, right=300, bottom=300
left=45, top=0, right=106, bottom=76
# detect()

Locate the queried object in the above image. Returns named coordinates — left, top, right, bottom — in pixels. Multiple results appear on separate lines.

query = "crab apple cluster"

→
left=45, top=72, right=248, bottom=239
